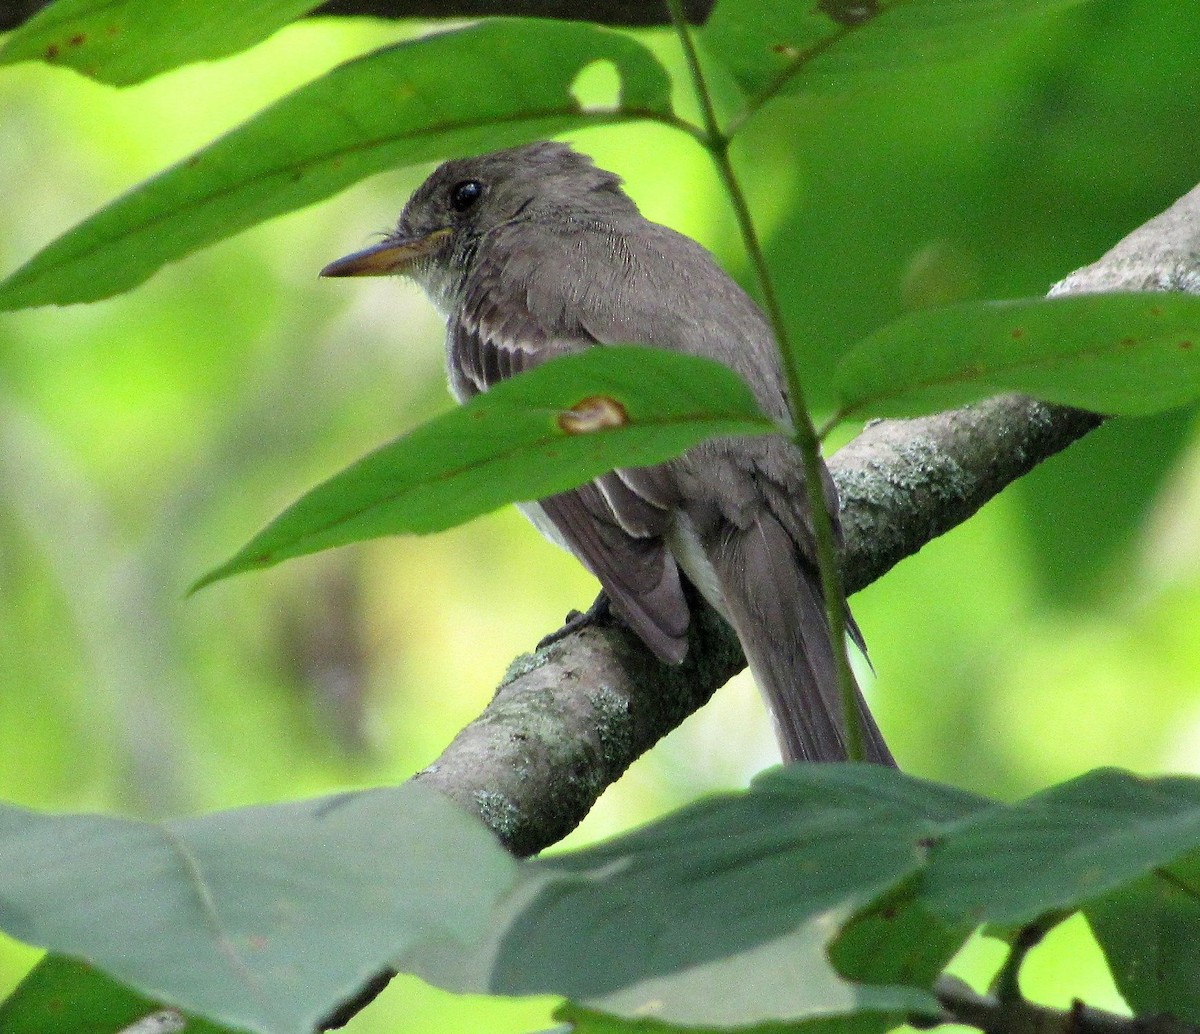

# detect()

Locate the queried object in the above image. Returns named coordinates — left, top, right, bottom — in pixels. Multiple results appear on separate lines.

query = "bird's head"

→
left=319, top=141, right=634, bottom=289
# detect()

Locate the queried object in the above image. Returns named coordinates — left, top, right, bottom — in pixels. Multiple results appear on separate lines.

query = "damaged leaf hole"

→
left=569, top=59, right=622, bottom=115
left=558, top=395, right=630, bottom=435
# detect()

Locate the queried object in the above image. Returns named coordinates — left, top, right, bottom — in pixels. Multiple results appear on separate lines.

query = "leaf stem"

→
left=816, top=409, right=848, bottom=441
left=665, top=0, right=866, bottom=763
left=990, top=912, right=1067, bottom=1004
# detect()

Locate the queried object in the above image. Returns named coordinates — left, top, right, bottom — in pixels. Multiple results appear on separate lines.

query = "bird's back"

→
left=477, top=213, right=795, bottom=427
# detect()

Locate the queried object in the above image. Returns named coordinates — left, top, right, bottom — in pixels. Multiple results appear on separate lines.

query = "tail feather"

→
left=710, top=513, right=894, bottom=766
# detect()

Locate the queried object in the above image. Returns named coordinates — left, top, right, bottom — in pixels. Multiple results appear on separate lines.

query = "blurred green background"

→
left=1, top=2, right=1199, bottom=1029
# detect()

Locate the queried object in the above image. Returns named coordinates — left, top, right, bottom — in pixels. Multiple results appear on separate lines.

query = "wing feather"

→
left=448, top=244, right=690, bottom=663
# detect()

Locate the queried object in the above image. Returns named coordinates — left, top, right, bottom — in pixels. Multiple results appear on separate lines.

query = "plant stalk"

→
left=664, top=0, right=866, bottom=762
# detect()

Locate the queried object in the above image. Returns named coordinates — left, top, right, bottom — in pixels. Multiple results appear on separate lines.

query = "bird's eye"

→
left=449, top=180, right=483, bottom=212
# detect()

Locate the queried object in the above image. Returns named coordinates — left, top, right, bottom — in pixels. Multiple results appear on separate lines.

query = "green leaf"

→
left=192, top=347, right=776, bottom=592
left=0, top=20, right=672, bottom=310
left=19, top=767, right=1200, bottom=1034
left=0, top=955, right=239, bottom=1034
left=407, top=765, right=989, bottom=1029
left=408, top=766, right=1200, bottom=1030
left=701, top=0, right=1089, bottom=101
left=0, top=784, right=517, bottom=1034
left=923, top=769, right=1200, bottom=926
left=1085, top=855, right=1200, bottom=1025
left=0, top=0, right=320, bottom=86
left=831, top=886, right=970, bottom=1026
left=831, top=293, right=1200, bottom=423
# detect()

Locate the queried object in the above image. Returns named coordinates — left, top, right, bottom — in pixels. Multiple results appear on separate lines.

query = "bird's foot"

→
left=536, top=591, right=612, bottom=652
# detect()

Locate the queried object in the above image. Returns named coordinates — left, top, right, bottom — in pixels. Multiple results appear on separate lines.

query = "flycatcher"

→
left=321, top=141, right=892, bottom=766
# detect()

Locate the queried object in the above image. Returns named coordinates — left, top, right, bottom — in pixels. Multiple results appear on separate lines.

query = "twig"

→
left=991, top=914, right=1069, bottom=1004
left=933, top=975, right=1200, bottom=1034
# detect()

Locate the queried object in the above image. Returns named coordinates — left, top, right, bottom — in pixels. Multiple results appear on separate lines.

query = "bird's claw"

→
left=536, top=592, right=612, bottom=651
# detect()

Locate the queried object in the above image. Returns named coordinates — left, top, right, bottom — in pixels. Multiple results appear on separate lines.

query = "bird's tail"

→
left=710, top=513, right=894, bottom=766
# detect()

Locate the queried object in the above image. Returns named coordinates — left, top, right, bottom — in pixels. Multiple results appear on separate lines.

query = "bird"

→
left=320, top=141, right=892, bottom=766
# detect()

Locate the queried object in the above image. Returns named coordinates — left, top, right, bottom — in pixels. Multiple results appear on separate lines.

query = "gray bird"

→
left=321, top=141, right=892, bottom=766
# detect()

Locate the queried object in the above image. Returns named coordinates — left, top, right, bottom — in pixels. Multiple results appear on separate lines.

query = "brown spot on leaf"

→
left=1010, top=327, right=1025, bottom=340
left=558, top=395, right=629, bottom=435
left=1150, top=305, right=1163, bottom=317
left=68, top=32, right=86, bottom=47
left=106, top=24, right=118, bottom=36
left=818, top=0, right=879, bottom=26
left=772, top=43, right=802, bottom=58
left=1120, top=337, right=1137, bottom=349
left=1180, top=340, right=1194, bottom=351
left=46, top=43, right=59, bottom=60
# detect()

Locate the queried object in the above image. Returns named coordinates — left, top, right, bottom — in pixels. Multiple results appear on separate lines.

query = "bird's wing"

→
left=448, top=258, right=690, bottom=663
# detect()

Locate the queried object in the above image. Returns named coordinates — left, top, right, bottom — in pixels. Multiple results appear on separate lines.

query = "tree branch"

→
left=312, top=0, right=714, bottom=26
left=0, top=0, right=715, bottom=33
left=416, top=179, right=1200, bottom=856
left=932, top=975, right=1200, bottom=1034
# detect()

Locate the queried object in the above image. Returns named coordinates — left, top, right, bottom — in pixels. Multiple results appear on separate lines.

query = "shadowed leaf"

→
left=831, top=293, right=1200, bottom=425
left=0, top=956, right=236, bottom=1034
left=0, top=785, right=515, bottom=1034
left=406, top=765, right=988, bottom=1029
left=0, top=20, right=671, bottom=309
left=924, top=769, right=1200, bottom=925
left=1086, top=856, right=1200, bottom=1026
left=702, top=0, right=1090, bottom=100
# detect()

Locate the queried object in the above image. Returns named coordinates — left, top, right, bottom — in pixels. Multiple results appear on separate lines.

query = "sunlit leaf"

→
left=831, top=293, right=1200, bottom=424
left=0, top=0, right=320, bottom=86
left=192, top=347, right=776, bottom=592
left=702, top=0, right=1089, bottom=101
left=0, top=20, right=671, bottom=309
left=0, top=785, right=516, bottom=1034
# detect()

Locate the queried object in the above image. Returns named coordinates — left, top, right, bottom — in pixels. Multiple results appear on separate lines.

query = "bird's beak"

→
left=319, top=228, right=452, bottom=278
